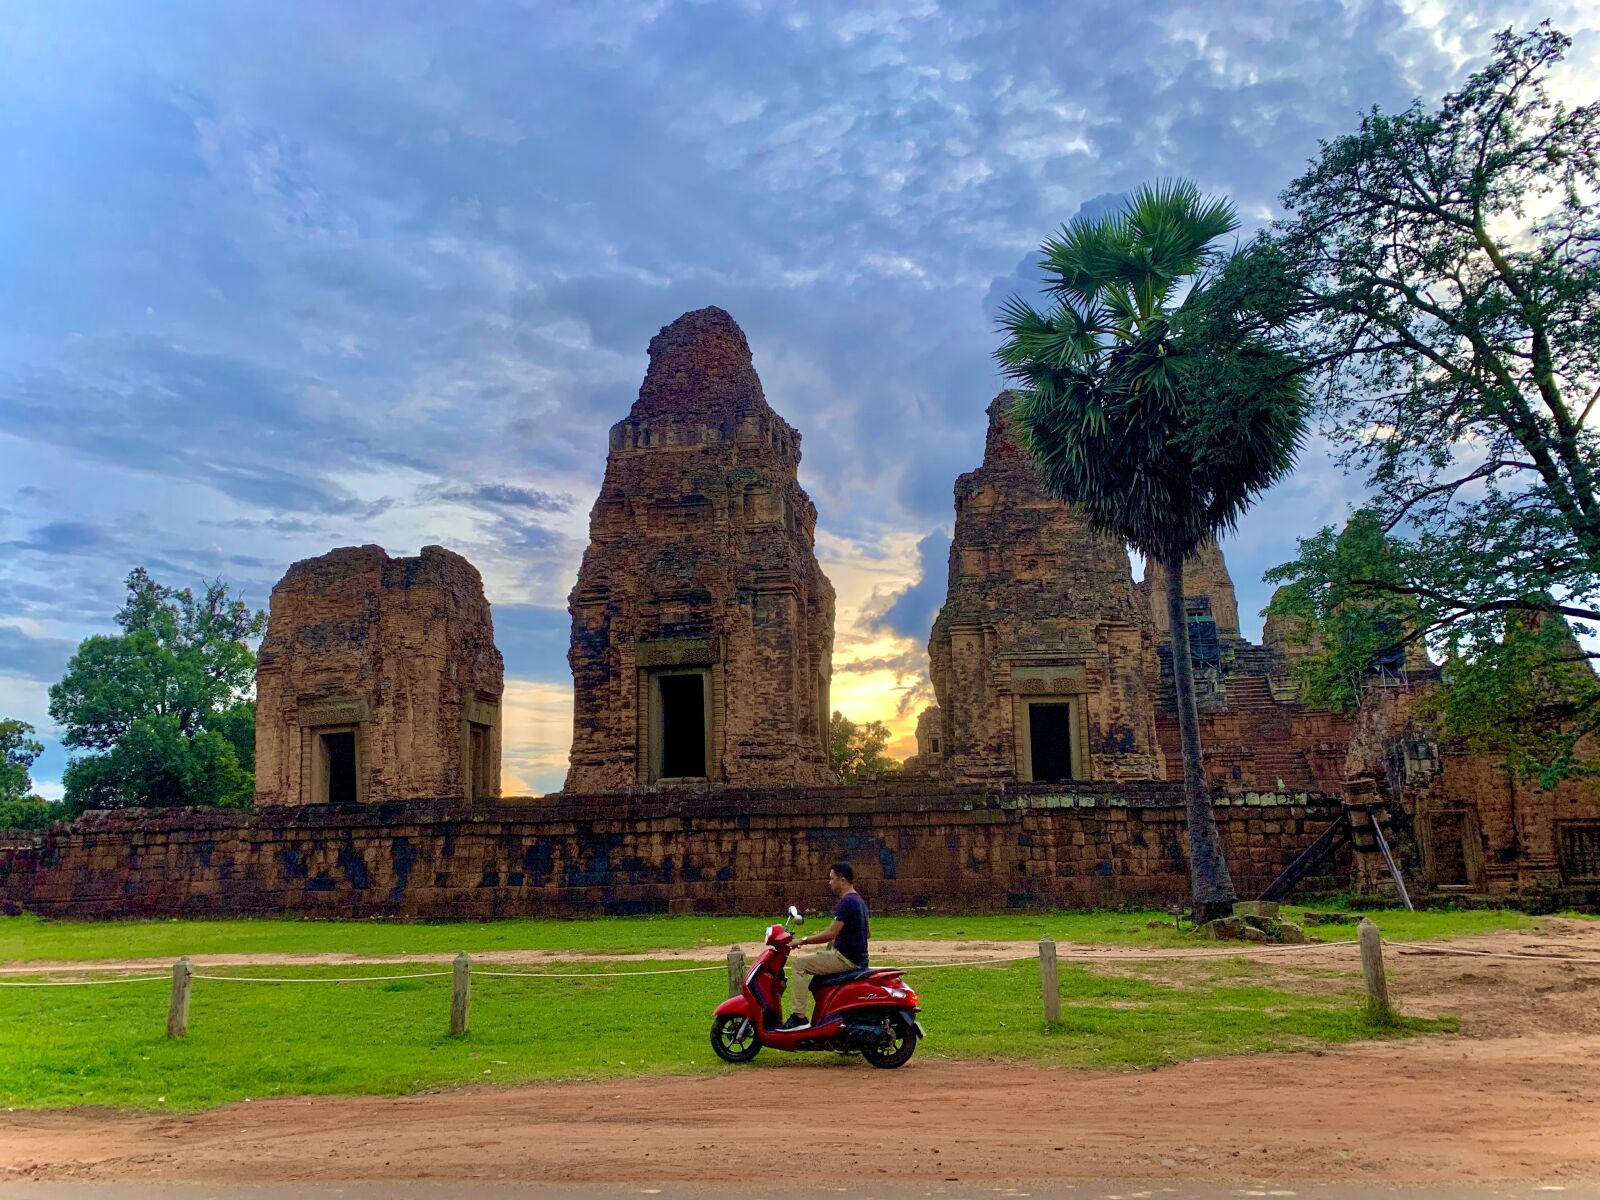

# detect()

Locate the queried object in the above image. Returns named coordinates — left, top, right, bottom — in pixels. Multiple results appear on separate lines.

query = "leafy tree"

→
left=0, top=717, right=59, bottom=831
left=829, top=711, right=902, bottom=784
left=49, top=569, right=266, bottom=815
left=1266, top=24, right=1600, bottom=784
left=1265, top=510, right=1428, bottom=709
left=0, top=717, right=43, bottom=804
left=996, top=180, right=1309, bottom=921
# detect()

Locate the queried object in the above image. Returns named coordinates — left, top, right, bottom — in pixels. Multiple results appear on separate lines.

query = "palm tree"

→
left=995, top=180, right=1308, bottom=923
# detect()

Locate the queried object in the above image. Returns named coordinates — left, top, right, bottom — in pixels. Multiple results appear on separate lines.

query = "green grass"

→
left=0, top=958, right=1452, bottom=1111
left=0, top=905, right=1559, bottom=963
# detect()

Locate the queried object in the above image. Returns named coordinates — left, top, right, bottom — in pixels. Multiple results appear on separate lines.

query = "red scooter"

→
left=709, top=907, right=924, bottom=1069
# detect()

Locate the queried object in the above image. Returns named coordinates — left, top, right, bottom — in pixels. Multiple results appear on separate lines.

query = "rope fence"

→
left=0, top=973, right=168, bottom=988
left=5, top=920, right=1596, bottom=1038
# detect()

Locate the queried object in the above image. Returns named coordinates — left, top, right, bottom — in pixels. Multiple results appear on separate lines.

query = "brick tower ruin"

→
left=255, top=544, right=504, bottom=806
left=564, top=306, right=836, bottom=790
left=927, top=392, right=1165, bottom=783
left=1141, top=539, right=1241, bottom=645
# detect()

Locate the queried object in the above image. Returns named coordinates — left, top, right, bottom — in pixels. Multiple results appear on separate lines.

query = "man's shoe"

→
left=777, top=1014, right=807, bottom=1029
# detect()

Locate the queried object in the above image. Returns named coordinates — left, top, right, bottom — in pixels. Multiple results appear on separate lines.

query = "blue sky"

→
left=2, top=1, right=1596, bottom=795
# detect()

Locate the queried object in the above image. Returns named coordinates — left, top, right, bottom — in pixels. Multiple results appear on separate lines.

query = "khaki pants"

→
left=786, top=946, right=857, bottom=1019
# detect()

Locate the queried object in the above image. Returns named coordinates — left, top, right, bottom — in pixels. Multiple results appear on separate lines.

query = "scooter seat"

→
left=809, top=965, right=891, bottom=988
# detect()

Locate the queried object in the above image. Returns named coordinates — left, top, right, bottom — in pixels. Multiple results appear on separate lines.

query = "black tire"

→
left=710, top=1014, right=761, bottom=1063
left=860, top=1012, right=918, bottom=1070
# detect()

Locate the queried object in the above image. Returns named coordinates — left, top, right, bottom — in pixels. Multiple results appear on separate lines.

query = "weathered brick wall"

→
left=0, top=782, right=1349, bottom=919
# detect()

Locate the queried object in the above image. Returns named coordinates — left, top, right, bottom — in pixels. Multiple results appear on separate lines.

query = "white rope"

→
left=0, top=974, right=168, bottom=988
left=1389, top=940, right=1600, bottom=966
left=879, top=955, right=1037, bottom=970
left=1052, top=942, right=1354, bottom=960
left=471, top=964, right=726, bottom=979
left=193, top=971, right=452, bottom=983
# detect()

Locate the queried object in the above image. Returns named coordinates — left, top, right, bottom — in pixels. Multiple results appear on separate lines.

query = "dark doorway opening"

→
left=658, top=674, right=707, bottom=778
left=1428, top=812, right=1471, bottom=886
left=468, top=722, right=491, bottom=799
left=1028, top=704, right=1074, bottom=783
left=322, top=731, right=357, bottom=804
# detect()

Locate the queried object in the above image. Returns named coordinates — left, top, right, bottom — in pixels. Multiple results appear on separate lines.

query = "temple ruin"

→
left=927, top=393, right=1165, bottom=783
left=564, top=306, right=836, bottom=790
left=4, top=320, right=1596, bottom=921
left=254, top=544, right=504, bottom=807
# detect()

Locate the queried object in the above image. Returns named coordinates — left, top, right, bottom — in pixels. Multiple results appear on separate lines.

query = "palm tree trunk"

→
left=1163, top=553, right=1237, bottom=923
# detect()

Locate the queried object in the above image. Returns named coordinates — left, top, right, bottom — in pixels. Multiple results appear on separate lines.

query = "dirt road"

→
left=4, top=920, right=1599, bottom=1187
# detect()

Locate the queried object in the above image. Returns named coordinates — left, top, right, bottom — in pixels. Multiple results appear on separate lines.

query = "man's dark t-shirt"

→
left=832, top=891, right=869, bottom=967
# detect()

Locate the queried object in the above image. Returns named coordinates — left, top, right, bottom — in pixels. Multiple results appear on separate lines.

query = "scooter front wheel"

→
left=710, top=1014, right=762, bottom=1063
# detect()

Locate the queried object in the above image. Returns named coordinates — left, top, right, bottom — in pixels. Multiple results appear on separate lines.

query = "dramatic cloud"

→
left=0, top=625, right=77, bottom=683
left=1, top=0, right=1595, bottom=791
left=873, top=531, right=952, bottom=644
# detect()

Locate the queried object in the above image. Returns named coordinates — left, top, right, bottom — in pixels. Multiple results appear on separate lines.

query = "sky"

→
left=2, top=0, right=1597, bottom=797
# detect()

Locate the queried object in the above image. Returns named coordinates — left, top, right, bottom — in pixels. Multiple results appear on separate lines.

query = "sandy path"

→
left=4, top=918, right=1595, bottom=977
left=4, top=1038, right=1598, bottom=1186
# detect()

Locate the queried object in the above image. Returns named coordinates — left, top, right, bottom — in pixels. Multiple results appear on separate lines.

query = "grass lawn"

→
left=0, top=905, right=1561, bottom=963
left=0, top=957, right=1451, bottom=1111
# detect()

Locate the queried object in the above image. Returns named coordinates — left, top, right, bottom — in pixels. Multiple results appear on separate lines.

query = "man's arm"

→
left=795, top=919, right=843, bottom=947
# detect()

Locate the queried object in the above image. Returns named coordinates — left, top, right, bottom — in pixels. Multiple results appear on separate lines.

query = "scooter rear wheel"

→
left=860, top=1012, right=917, bottom=1069
left=710, top=1014, right=761, bottom=1063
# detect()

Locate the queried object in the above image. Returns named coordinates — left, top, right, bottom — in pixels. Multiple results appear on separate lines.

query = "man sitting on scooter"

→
left=780, top=861, right=869, bottom=1028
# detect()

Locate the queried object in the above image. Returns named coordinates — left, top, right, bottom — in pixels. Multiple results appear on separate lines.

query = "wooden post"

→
left=449, top=953, right=471, bottom=1037
left=1358, top=918, right=1390, bottom=1017
left=1039, top=936, right=1061, bottom=1024
left=726, top=946, right=746, bottom=999
left=166, top=956, right=193, bottom=1040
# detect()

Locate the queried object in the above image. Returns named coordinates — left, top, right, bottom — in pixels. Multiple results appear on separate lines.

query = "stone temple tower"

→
left=564, top=307, right=836, bottom=791
left=927, top=393, right=1165, bottom=783
left=255, top=545, right=504, bottom=807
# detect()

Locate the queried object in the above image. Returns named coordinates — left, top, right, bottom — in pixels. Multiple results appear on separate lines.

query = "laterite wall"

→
left=0, top=782, right=1349, bottom=918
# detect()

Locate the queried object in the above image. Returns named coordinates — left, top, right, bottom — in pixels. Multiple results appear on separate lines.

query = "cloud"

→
left=5, top=0, right=1586, bottom=780
left=499, top=678, right=574, bottom=796
left=0, top=625, right=77, bottom=683
left=429, top=484, right=575, bottom=513
left=871, top=530, right=951, bottom=644
left=2, top=520, right=122, bottom=556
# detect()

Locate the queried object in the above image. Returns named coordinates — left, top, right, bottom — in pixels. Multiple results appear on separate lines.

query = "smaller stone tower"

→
left=928, top=392, right=1165, bottom=783
left=1141, top=539, right=1241, bottom=642
left=254, top=544, right=504, bottom=807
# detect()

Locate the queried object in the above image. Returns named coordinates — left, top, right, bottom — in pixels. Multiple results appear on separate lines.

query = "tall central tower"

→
left=564, top=307, right=836, bottom=791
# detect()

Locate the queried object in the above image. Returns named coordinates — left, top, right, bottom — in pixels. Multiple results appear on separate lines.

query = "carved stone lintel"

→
left=297, top=697, right=370, bottom=728
left=636, top=636, right=722, bottom=668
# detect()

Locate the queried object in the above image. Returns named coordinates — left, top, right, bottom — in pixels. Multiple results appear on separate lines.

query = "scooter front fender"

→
left=713, top=993, right=758, bottom=1020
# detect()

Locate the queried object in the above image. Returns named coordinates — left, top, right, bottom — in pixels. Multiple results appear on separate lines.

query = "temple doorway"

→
left=1027, top=702, right=1075, bottom=783
left=655, top=671, right=708, bottom=779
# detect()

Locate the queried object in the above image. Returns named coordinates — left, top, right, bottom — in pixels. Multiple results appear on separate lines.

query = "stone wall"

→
left=1342, top=682, right=1600, bottom=896
left=255, top=545, right=504, bottom=807
left=0, top=783, right=1350, bottom=919
left=565, top=307, right=835, bottom=790
left=928, top=394, right=1165, bottom=784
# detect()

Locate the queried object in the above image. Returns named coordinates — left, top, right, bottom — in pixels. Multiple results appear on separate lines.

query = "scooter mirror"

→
left=788, top=906, right=804, bottom=925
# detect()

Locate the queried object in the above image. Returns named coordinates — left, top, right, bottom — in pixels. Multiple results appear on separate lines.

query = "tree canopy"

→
left=829, top=711, right=901, bottom=784
left=49, top=569, right=266, bottom=815
left=1266, top=23, right=1600, bottom=783
left=0, top=717, right=55, bottom=832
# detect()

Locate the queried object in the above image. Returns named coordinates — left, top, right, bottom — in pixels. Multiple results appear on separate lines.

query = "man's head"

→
left=827, top=861, right=854, bottom=896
